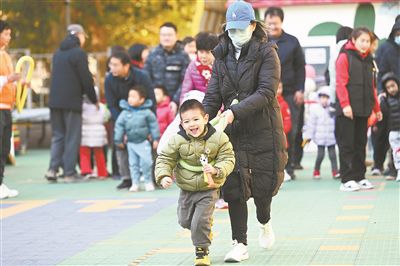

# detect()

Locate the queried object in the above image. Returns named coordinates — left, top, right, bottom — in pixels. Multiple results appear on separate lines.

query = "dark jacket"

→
left=376, top=21, right=400, bottom=92
left=49, top=35, right=97, bottom=112
left=270, top=31, right=305, bottom=95
left=380, top=73, right=400, bottom=131
left=144, top=44, right=190, bottom=104
left=203, top=35, right=287, bottom=202
left=105, top=66, right=156, bottom=121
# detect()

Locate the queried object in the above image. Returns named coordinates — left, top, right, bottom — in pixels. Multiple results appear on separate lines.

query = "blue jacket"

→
left=105, top=67, right=156, bottom=121
left=270, top=31, right=305, bottom=95
left=144, top=44, right=190, bottom=104
left=114, top=99, right=160, bottom=144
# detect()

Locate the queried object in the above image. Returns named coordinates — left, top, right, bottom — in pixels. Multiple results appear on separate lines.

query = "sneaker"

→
left=44, top=169, right=58, bottom=182
left=259, top=220, right=275, bottom=249
left=224, top=240, right=249, bottom=262
left=385, top=175, right=396, bottom=181
left=83, top=173, right=97, bottom=180
left=371, top=168, right=382, bottom=176
left=396, top=173, right=400, bottom=182
left=332, top=170, right=340, bottom=179
left=313, top=170, right=321, bottom=179
left=0, top=183, right=19, bottom=199
left=293, top=163, right=304, bottom=170
left=194, top=247, right=210, bottom=266
left=129, top=183, right=139, bottom=192
left=64, top=174, right=86, bottom=183
left=215, top=198, right=229, bottom=209
left=358, top=179, right=374, bottom=189
left=340, top=180, right=361, bottom=192
left=116, top=179, right=132, bottom=190
left=145, top=182, right=155, bottom=192
left=283, top=170, right=291, bottom=182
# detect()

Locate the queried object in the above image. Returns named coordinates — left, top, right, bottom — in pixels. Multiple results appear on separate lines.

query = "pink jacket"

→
left=180, top=60, right=210, bottom=103
left=157, top=97, right=174, bottom=136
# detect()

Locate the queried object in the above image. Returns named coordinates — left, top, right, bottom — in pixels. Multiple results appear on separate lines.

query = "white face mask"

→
left=395, top=35, right=400, bottom=45
left=228, top=25, right=253, bottom=48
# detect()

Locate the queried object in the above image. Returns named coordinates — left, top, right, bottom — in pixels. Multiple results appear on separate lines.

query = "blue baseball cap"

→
left=225, top=1, right=256, bottom=31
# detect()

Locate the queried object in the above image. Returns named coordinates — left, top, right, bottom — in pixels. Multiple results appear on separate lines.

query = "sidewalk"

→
left=1, top=150, right=399, bottom=265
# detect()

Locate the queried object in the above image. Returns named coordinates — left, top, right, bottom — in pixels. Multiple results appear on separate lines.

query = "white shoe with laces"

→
left=259, top=220, right=275, bottom=249
left=340, top=180, right=361, bottom=192
left=224, top=240, right=249, bottom=262
left=358, top=179, right=374, bottom=189
left=0, top=183, right=19, bottom=199
left=145, top=183, right=155, bottom=192
left=129, top=184, right=139, bottom=192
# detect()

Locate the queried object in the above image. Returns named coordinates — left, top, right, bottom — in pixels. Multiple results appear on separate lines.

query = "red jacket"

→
left=156, top=97, right=174, bottom=136
left=277, top=95, right=291, bottom=148
left=336, top=41, right=380, bottom=114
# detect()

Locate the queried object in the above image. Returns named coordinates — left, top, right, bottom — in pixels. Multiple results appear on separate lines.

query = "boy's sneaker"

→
left=332, top=170, right=340, bottom=179
left=340, top=180, right=361, bottom=192
left=224, top=240, right=249, bottom=262
left=145, top=182, right=155, bottom=192
left=116, top=179, right=132, bottom=190
left=44, top=169, right=58, bottom=182
left=358, top=179, right=374, bottom=189
left=129, top=183, right=139, bottom=192
left=385, top=175, right=396, bottom=181
left=259, top=220, right=275, bottom=249
left=64, top=174, right=85, bottom=183
left=313, top=170, right=321, bottom=179
left=371, top=168, right=382, bottom=176
left=283, top=170, right=291, bottom=182
left=0, top=183, right=19, bottom=199
left=215, top=198, right=229, bottom=209
left=194, top=247, right=210, bottom=266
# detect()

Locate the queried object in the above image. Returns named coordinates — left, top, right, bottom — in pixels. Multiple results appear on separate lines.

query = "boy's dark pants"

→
left=335, top=115, right=368, bottom=183
left=0, top=110, right=12, bottom=185
left=178, top=189, right=219, bottom=248
left=371, top=119, right=390, bottom=170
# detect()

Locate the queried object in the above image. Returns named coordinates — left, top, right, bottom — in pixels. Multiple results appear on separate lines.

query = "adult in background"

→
left=128, top=44, right=149, bottom=69
left=45, top=24, right=98, bottom=183
left=203, top=1, right=287, bottom=262
left=144, top=22, right=190, bottom=114
left=264, top=7, right=305, bottom=178
left=105, top=51, right=155, bottom=190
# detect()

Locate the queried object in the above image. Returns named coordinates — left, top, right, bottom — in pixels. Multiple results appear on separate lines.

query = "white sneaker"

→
left=0, top=183, right=19, bottom=199
left=283, top=170, right=291, bottom=182
left=129, top=184, right=139, bottom=192
left=358, top=179, right=374, bottom=189
left=224, top=240, right=249, bottom=262
left=215, top=198, right=229, bottom=209
left=371, top=168, right=382, bottom=176
left=145, top=183, right=155, bottom=192
left=396, top=173, right=400, bottom=182
left=259, top=220, right=275, bottom=249
left=340, top=180, right=361, bottom=192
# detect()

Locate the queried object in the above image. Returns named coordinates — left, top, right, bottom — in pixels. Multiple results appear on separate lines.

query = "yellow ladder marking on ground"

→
left=342, top=205, right=374, bottom=210
left=328, top=228, right=365, bottom=234
left=76, top=199, right=157, bottom=212
left=0, top=200, right=53, bottom=219
left=129, top=248, right=192, bottom=266
left=336, top=215, right=370, bottom=221
left=319, top=245, right=359, bottom=251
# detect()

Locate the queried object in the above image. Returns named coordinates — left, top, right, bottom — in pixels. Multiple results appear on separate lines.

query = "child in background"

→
left=303, top=86, right=339, bottom=179
left=80, top=88, right=110, bottom=179
left=154, top=85, right=174, bottom=137
left=155, top=100, right=235, bottom=266
left=114, top=85, right=160, bottom=192
left=182, top=36, right=197, bottom=61
left=380, top=73, right=400, bottom=181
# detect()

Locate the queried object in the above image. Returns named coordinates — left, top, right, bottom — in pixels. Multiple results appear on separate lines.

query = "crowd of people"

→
left=0, top=0, right=399, bottom=265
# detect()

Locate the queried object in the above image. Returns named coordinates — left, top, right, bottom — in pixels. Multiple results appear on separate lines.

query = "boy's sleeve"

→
left=213, top=133, right=235, bottom=179
left=146, top=110, right=160, bottom=141
left=155, top=136, right=180, bottom=185
left=114, top=112, right=125, bottom=144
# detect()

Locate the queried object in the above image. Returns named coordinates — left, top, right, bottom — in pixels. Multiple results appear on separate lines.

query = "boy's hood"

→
left=389, top=21, right=400, bottom=41
left=381, top=72, right=400, bottom=97
left=177, top=123, right=216, bottom=141
left=119, top=99, right=153, bottom=111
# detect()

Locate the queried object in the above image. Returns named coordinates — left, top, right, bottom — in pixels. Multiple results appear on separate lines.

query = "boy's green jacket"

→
left=155, top=124, right=235, bottom=191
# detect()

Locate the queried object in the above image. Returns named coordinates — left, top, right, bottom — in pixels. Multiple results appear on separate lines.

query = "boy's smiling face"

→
left=385, top=80, right=399, bottom=96
left=180, top=108, right=209, bottom=137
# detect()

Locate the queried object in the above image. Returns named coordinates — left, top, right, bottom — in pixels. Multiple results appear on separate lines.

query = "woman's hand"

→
left=160, top=176, right=173, bottom=188
left=375, top=111, right=383, bottom=121
left=343, top=105, right=353, bottom=119
left=221, top=110, right=235, bottom=124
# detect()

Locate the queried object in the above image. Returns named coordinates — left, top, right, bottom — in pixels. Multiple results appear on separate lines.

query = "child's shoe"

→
left=0, top=183, right=18, bottom=199
left=358, top=179, right=374, bottom=189
left=259, top=220, right=275, bottom=249
left=385, top=175, right=395, bottom=181
left=215, top=198, right=229, bottom=209
left=194, top=247, right=210, bottom=266
left=371, top=168, right=382, bottom=176
left=224, top=240, right=249, bottom=262
left=332, top=170, right=340, bottom=179
left=145, top=182, right=155, bottom=192
left=129, top=183, right=139, bottom=192
left=396, top=172, right=400, bottom=182
left=313, top=169, right=321, bottom=179
left=340, top=180, right=361, bottom=192
left=283, top=170, right=291, bottom=182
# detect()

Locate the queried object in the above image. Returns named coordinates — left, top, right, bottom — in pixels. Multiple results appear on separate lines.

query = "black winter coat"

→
left=49, top=35, right=97, bottom=112
left=203, top=36, right=288, bottom=202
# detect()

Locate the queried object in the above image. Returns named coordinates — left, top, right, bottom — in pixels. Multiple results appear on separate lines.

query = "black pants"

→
left=371, top=119, right=390, bottom=170
left=315, top=145, right=338, bottom=172
left=335, top=115, right=368, bottom=183
left=227, top=196, right=272, bottom=245
left=0, top=110, right=12, bottom=185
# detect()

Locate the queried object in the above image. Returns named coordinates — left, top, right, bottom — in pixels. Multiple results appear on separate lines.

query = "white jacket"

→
left=81, top=101, right=110, bottom=147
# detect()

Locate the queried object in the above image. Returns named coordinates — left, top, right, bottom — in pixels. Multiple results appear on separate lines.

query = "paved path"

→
left=1, top=150, right=399, bottom=265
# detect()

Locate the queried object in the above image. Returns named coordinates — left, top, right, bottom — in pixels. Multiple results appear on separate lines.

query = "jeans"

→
left=127, top=140, right=153, bottom=185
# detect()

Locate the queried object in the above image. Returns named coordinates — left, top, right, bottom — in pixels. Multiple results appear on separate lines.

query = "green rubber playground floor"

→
left=1, top=149, right=399, bottom=266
